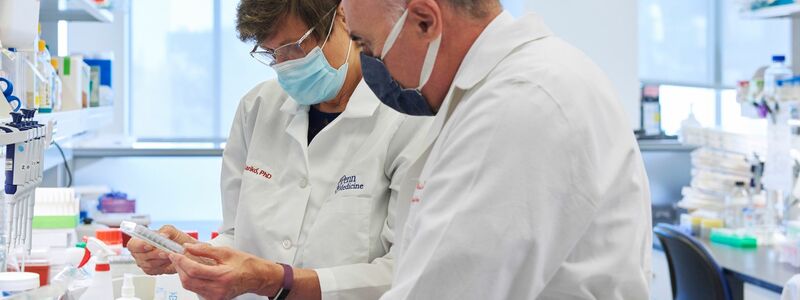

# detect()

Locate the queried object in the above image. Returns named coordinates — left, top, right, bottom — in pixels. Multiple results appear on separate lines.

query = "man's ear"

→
left=337, top=4, right=347, bottom=23
left=407, top=0, right=442, bottom=41
left=337, top=4, right=351, bottom=33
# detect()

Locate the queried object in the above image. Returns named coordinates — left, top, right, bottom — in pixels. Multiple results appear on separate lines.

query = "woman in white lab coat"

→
left=127, top=1, right=430, bottom=299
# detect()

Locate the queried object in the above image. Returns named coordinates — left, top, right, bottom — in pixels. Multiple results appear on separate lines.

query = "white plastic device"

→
left=120, top=221, right=185, bottom=254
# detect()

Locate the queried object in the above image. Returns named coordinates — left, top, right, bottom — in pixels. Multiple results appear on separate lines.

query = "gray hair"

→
left=385, top=0, right=501, bottom=19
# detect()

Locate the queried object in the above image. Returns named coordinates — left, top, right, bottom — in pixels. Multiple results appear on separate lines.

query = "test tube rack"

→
left=0, top=109, right=52, bottom=270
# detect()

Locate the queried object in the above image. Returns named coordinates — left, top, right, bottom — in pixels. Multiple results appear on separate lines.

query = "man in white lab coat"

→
left=342, top=0, right=653, bottom=299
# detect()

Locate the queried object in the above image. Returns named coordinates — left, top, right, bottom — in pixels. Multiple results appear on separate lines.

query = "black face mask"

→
left=360, top=53, right=435, bottom=116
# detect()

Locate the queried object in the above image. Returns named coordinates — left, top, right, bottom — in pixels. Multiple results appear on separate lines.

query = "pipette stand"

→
left=0, top=109, right=51, bottom=272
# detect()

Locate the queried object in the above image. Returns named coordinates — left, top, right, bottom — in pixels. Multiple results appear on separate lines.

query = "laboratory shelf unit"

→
left=33, top=107, right=113, bottom=173
left=38, top=107, right=114, bottom=144
left=741, top=3, right=800, bottom=19
left=39, top=0, right=113, bottom=23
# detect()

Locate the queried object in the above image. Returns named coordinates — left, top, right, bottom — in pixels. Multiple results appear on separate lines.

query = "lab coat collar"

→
left=279, top=79, right=380, bottom=119
left=453, top=11, right=553, bottom=90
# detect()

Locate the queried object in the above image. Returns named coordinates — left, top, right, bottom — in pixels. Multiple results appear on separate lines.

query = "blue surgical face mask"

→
left=273, top=11, right=352, bottom=106
left=361, top=9, right=441, bottom=116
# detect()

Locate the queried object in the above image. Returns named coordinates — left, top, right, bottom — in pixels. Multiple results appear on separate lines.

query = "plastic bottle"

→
left=724, top=181, right=750, bottom=229
left=679, top=104, right=702, bottom=145
left=78, top=237, right=115, bottom=300
left=116, top=274, right=141, bottom=300
left=764, top=55, right=793, bottom=101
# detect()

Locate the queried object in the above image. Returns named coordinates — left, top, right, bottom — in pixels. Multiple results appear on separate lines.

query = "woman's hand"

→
left=169, top=243, right=283, bottom=300
left=128, top=225, right=199, bottom=275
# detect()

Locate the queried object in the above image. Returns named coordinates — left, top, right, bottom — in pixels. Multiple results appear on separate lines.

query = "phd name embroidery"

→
left=336, top=175, right=364, bottom=193
left=245, top=165, right=272, bottom=180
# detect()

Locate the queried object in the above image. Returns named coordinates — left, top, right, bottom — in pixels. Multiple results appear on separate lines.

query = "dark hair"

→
left=236, top=0, right=340, bottom=45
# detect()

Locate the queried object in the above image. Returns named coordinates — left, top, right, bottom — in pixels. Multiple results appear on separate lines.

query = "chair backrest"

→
left=653, top=224, right=732, bottom=300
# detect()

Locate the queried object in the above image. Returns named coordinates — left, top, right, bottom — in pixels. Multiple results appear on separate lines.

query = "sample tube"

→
left=120, top=221, right=184, bottom=254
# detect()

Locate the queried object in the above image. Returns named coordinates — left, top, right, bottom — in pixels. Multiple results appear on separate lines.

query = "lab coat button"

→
left=282, top=240, right=292, bottom=249
left=299, top=178, right=309, bottom=188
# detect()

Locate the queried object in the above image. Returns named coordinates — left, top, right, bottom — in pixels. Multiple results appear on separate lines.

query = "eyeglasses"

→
left=250, top=27, right=316, bottom=67
left=250, top=7, right=337, bottom=67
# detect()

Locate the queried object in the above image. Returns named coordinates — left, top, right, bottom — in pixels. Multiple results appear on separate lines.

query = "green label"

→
left=63, top=57, right=71, bottom=76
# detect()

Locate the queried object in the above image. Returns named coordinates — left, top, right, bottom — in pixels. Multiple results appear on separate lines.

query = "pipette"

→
left=120, top=221, right=185, bottom=254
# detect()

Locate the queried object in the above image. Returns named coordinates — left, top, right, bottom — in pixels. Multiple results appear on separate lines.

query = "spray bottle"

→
left=78, top=237, right=115, bottom=300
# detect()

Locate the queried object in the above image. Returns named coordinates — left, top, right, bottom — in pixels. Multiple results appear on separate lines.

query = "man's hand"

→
left=169, top=243, right=283, bottom=300
left=128, top=225, right=199, bottom=275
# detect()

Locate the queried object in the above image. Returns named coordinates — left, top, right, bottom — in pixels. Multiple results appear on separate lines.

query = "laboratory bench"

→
left=653, top=236, right=799, bottom=300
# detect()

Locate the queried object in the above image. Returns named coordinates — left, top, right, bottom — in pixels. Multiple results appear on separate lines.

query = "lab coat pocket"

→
left=301, top=194, right=372, bottom=268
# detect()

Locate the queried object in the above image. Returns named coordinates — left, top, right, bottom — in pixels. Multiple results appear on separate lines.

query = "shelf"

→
left=73, top=141, right=225, bottom=158
left=73, top=147, right=224, bottom=158
left=741, top=3, right=800, bottom=19
left=39, top=0, right=113, bottom=23
left=37, top=107, right=114, bottom=144
left=0, top=107, right=112, bottom=144
left=0, top=107, right=110, bottom=173
left=38, top=107, right=112, bottom=172
left=638, top=139, right=698, bottom=152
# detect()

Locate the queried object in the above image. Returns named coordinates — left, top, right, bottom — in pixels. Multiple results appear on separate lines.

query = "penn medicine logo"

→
left=336, top=175, right=364, bottom=193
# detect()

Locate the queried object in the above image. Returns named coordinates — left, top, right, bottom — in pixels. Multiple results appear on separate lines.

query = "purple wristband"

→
left=275, top=263, right=293, bottom=300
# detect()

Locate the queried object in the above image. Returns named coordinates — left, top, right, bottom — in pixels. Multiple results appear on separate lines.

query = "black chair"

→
left=653, top=224, right=732, bottom=300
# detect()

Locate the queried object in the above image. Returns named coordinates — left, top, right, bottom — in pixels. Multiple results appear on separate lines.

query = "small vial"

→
left=120, top=221, right=185, bottom=254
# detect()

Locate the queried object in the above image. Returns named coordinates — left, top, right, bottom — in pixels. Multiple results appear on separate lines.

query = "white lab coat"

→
left=213, top=79, right=432, bottom=300
left=382, top=12, right=652, bottom=300
left=783, top=274, right=800, bottom=300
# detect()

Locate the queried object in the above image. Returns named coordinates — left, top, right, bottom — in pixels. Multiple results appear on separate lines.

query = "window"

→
left=639, top=0, right=792, bottom=135
left=639, top=0, right=713, bottom=85
left=130, top=0, right=274, bottom=141
left=660, top=85, right=716, bottom=135
left=720, top=1, right=792, bottom=87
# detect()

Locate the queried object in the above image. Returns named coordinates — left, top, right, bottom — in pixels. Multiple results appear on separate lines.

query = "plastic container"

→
left=764, top=55, right=793, bottom=101
left=701, top=218, right=724, bottom=240
left=724, top=182, right=750, bottom=229
left=679, top=106, right=702, bottom=145
left=79, top=238, right=117, bottom=300
left=0, top=0, right=41, bottom=49
left=116, top=273, right=141, bottom=300
left=0, top=272, right=40, bottom=296
left=709, top=228, right=757, bottom=248
left=24, top=263, right=50, bottom=287
left=120, top=221, right=184, bottom=254
left=57, top=56, right=91, bottom=111
left=680, top=214, right=702, bottom=236
left=96, top=228, right=124, bottom=254
left=98, top=193, right=136, bottom=214
left=79, top=263, right=113, bottom=300
left=153, top=274, right=199, bottom=300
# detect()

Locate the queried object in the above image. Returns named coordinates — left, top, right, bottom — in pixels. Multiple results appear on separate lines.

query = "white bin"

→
left=0, top=0, right=42, bottom=49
